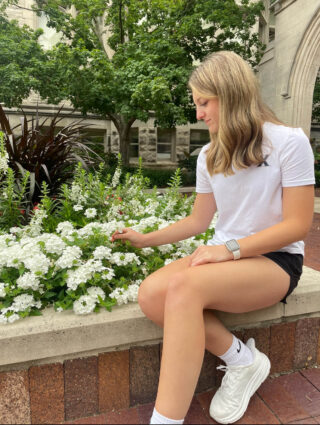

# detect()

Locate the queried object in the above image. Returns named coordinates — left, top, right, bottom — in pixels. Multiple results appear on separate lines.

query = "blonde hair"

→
left=188, top=51, right=283, bottom=176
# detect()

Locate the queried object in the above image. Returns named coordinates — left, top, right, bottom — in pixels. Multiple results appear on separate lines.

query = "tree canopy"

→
left=0, top=0, right=265, bottom=164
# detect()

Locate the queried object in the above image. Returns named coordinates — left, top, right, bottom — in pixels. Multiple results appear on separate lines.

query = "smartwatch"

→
left=225, top=239, right=241, bottom=260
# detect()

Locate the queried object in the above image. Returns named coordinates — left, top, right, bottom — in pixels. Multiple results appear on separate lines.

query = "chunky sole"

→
left=210, top=351, right=271, bottom=424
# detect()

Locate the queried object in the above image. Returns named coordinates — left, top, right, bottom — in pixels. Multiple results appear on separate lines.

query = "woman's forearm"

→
left=141, top=214, right=209, bottom=248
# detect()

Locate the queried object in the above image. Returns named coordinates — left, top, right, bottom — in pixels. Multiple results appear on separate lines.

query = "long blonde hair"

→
left=188, top=51, right=283, bottom=176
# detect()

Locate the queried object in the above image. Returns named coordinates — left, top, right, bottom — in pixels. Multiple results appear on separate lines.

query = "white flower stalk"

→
left=93, top=246, right=112, bottom=260
left=0, top=282, right=6, bottom=298
left=0, top=133, right=9, bottom=175
left=109, top=283, right=140, bottom=305
left=73, top=204, right=84, bottom=211
left=111, top=167, right=121, bottom=188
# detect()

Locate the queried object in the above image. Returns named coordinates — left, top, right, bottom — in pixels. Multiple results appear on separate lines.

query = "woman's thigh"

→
left=168, top=256, right=290, bottom=313
left=139, top=254, right=291, bottom=319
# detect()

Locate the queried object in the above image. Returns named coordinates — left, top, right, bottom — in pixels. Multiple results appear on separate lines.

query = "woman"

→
left=112, top=51, right=315, bottom=424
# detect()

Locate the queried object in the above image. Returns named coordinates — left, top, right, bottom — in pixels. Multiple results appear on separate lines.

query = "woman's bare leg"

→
left=139, top=256, right=290, bottom=420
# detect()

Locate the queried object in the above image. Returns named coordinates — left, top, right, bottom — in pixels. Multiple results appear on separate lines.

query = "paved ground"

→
left=65, top=201, right=320, bottom=425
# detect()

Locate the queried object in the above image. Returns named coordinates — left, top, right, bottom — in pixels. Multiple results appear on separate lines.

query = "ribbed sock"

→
left=150, top=407, right=184, bottom=424
left=219, top=335, right=253, bottom=367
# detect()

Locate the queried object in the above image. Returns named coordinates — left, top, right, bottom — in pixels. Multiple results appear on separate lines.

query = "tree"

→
left=0, top=0, right=265, bottom=165
left=0, top=14, right=46, bottom=107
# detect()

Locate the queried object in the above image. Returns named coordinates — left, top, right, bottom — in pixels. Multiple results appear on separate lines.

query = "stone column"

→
left=175, top=128, right=190, bottom=160
left=139, top=128, right=157, bottom=163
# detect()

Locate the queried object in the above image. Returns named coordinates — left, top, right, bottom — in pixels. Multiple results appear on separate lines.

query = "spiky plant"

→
left=0, top=104, right=99, bottom=205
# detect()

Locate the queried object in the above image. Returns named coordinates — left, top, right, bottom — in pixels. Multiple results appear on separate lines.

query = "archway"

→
left=286, top=7, right=320, bottom=134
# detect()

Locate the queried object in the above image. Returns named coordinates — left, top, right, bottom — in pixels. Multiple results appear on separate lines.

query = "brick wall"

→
left=1, top=316, right=320, bottom=424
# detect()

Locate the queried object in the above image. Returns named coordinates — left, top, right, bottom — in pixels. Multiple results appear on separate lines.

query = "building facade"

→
left=3, top=0, right=320, bottom=166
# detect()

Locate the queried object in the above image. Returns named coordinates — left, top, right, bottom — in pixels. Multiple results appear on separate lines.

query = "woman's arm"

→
left=189, top=185, right=314, bottom=266
left=111, top=192, right=217, bottom=248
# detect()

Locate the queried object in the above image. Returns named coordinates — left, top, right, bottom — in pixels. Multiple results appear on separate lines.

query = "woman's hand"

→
left=111, top=228, right=146, bottom=249
left=189, top=245, right=233, bottom=267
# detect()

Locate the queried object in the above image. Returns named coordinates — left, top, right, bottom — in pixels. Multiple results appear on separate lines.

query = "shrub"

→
left=0, top=163, right=215, bottom=324
left=0, top=105, right=98, bottom=207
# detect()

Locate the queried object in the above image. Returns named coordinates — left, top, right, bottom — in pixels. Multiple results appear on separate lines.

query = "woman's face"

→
left=193, top=93, right=219, bottom=134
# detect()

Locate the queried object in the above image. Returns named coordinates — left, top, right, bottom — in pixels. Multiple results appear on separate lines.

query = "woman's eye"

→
left=200, top=102, right=207, bottom=107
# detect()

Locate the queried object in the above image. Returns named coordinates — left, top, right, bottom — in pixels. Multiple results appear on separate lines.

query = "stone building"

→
left=3, top=0, right=320, bottom=166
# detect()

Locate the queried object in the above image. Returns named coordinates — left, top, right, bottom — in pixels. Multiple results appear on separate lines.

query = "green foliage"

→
left=0, top=15, right=46, bottom=107
left=0, top=104, right=98, bottom=205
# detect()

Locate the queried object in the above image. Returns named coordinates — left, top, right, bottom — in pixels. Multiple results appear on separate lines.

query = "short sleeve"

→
left=280, top=129, right=315, bottom=187
left=196, top=144, right=213, bottom=193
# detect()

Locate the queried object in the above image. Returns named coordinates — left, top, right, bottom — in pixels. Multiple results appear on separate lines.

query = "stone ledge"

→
left=0, top=266, right=319, bottom=369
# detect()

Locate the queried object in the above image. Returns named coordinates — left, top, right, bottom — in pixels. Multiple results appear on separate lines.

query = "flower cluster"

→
left=0, top=165, right=216, bottom=324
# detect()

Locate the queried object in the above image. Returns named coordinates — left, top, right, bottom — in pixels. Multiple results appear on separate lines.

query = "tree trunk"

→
left=109, top=114, right=136, bottom=167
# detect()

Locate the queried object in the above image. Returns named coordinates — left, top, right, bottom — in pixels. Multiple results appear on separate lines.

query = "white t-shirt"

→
left=196, top=122, right=315, bottom=255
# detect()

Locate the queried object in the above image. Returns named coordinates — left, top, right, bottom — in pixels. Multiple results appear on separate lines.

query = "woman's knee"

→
left=138, top=275, right=165, bottom=319
left=165, top=271, right=201, bottom=310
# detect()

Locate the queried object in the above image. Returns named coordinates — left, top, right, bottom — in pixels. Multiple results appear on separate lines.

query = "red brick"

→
left=244, top=326, right=270, bottom=357
left=185, top=397, right=211, bottom=424
left=65, top=414, right=108, bottom=424
left=294, top=318, right=320, bottom=368
left=98, top=351, right=129, bottom=412
left=64, top=356, right=99, bottom=421
left=137, top=402, right=155, bottom=425
left=29, top=363, right=64, bottom=424
left=257, top=377, right=308, bottom=423
left=236, top=394, right=280, bottom=424
left=277, top=372, right=320, bottom=417
left=130, top=344, right=160, bottom=406
left=300, top=368, right=320, bottom=390
left=196, top=390, right=216, bottom=424
left=304, top=213, right=320, bottom=272
left=0, top=370, right=30, bottom=424
left=196, top=350, right=216, bottom=394
left=105, top=407, right=140, bottom=424
left=269, top=322, right=296, bottom=373
left=287, top=418, right=317, bottom=424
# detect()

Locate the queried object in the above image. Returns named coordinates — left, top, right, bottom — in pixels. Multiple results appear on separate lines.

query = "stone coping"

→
left=0, top=266, right=319, bottom=370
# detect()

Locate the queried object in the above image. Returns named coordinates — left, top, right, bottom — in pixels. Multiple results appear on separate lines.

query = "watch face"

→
left=226, top=239, right=239, bottom=252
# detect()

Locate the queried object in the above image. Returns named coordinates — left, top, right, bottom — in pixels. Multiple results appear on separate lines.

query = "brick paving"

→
left=64, top=204, right=320, bottom=425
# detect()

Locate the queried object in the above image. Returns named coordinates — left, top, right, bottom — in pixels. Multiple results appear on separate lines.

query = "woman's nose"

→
left=196, top=108, right=205, bottom=121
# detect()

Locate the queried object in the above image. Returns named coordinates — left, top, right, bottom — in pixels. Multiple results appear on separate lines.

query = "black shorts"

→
left=262, top=251, right=304, bottom=303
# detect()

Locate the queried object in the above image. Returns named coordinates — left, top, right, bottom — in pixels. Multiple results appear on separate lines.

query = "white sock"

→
left=150, top=408, right=184, bottom=424
left=219, top=335, right=253, bottom=367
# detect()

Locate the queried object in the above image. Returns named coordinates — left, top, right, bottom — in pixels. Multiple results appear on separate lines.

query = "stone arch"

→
left=287, top=6, right=320, bottom=131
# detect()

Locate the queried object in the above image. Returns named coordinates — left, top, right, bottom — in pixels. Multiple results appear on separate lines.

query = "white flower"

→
left=93, top=246, right=112, bottom=260
left=73, top=295, right=96, bottom=315
left=141, top=247, right=154, bottom=256
left=38, top=234, right=66, bottom=255
left=17, top=272, right=40, bottom=291
left=84, top=208, right=97, bottom=218
left=73, top=204, right=84, bottom=211
left=101, top=268, right=115, bottom=280
left=56, top=221, right=74, bottom=236
left=110, top=252, right=141, bottom=266
left=87, top=286, right=106, bottom=301
left=66, top=259, right=106, bottom=291
left=164, top=258, right=174, bottom=266
left=56, top=246, right=82, bottom=269
left=109, top=283, right=140, bottom=305
left=11, top=294, right=41, bottom=312
left=7, top=313, right=20, bottom=324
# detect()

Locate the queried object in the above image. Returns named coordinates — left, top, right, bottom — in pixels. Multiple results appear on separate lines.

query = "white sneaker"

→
left=209, top=338, right=270, bottom=424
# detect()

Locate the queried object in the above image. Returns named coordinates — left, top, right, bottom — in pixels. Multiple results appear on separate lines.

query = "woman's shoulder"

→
left=263, top=122, right=309, bottom=148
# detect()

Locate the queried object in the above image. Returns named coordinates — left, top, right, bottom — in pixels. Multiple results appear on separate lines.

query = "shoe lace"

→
left=216, top=365, right=243, bottom=407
